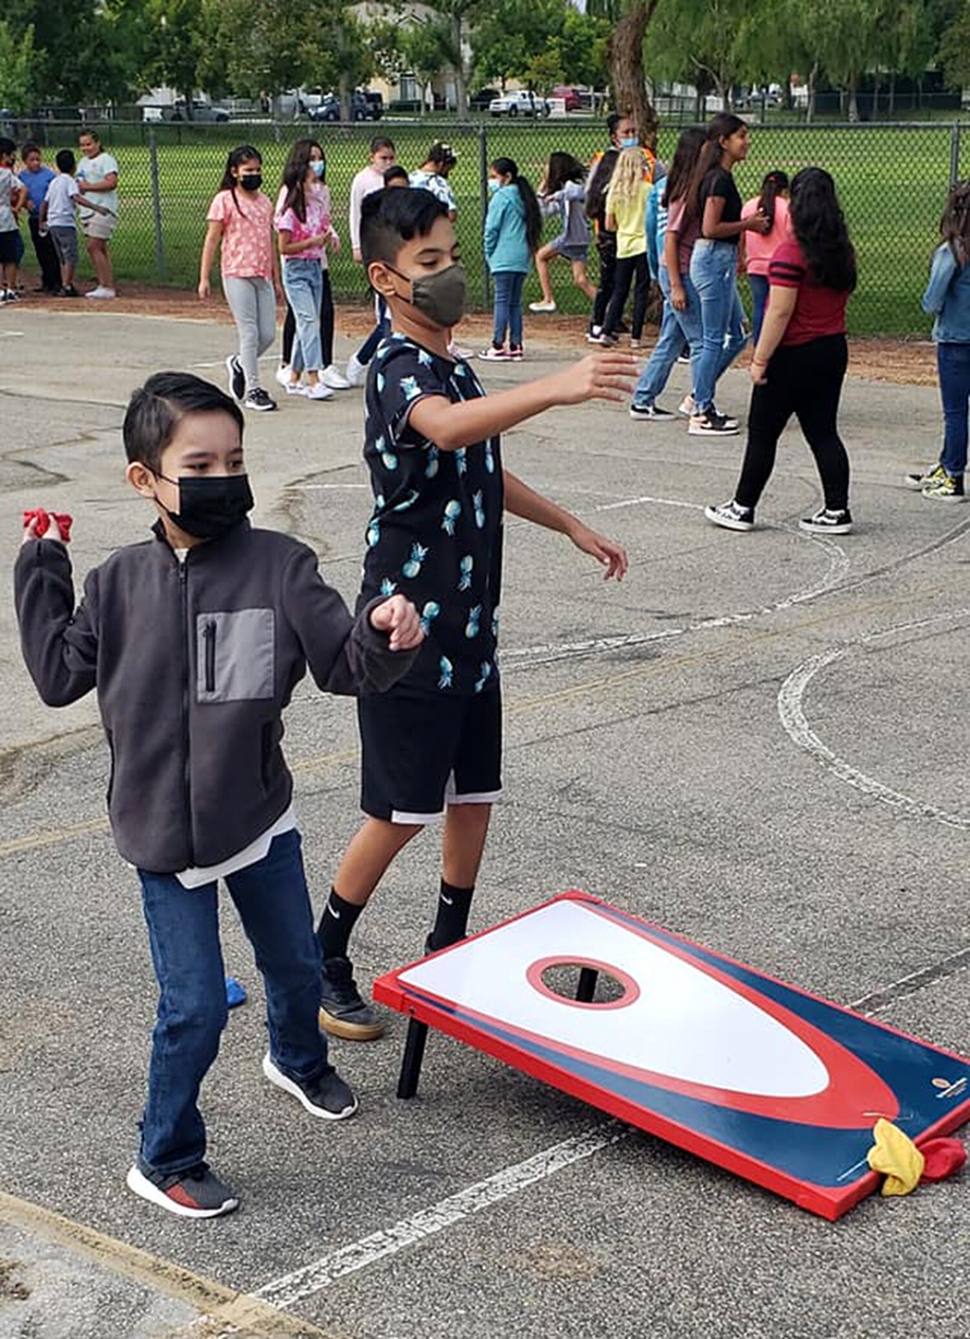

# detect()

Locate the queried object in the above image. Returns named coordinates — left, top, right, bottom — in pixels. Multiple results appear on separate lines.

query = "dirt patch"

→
left=16, top=284, right=938, bottom=386
left=0, top=1258, right=31, bottom=1301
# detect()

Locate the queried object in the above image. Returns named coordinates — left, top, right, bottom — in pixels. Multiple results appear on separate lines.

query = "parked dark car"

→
left=161, top=99, right=229, bottom=123
left=470, top=88, right=501, bottom=112
left=310, top=91, right=383, bottom=122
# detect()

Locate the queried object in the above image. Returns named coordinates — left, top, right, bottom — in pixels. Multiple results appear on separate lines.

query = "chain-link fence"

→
left=7, top=117, right=968, bottom=336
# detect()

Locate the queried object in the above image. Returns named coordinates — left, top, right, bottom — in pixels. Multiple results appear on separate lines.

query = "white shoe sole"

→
left=704, top=506, right=754, bottom=532
left=125, top=1164, right=238, bottom=1219
left=921, top=491, right=966, bottom=502
left=262, top=1054, right=359, bottom=1119
left=689, top=423, right=739, bottom=437
left=629, top=408, right=676, bottom=422
left=798, top=519, right=852, bottom=535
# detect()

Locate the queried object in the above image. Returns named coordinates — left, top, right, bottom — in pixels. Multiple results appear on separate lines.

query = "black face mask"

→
left=239, top=173, right=262, bottom=192
left=155, top=472, right=254, bottom=540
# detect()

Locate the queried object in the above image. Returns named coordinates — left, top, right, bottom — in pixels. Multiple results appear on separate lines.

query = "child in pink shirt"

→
left=741, top=171, right=790, bottom=342
left=274, top=138, right=344, bottom=400
left=199, top=145, right=279, bottom=412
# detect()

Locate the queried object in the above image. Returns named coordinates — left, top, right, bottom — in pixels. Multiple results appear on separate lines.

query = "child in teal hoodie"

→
left=481, top=157, right=542, bottom=361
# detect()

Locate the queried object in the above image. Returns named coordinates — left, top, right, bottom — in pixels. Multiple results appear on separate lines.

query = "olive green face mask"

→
left=387, top=261, right=468, bottom=329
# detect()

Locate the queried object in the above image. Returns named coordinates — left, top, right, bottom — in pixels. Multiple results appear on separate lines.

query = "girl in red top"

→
left=705, top=167, right=857, bottom=536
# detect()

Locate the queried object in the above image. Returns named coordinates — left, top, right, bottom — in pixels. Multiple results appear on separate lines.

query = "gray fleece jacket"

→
left=14, top=520, right=416, bottom=873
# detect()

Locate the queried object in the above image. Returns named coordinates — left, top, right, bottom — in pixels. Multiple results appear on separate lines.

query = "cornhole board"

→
left=373, top=891, right=970, bottom=1220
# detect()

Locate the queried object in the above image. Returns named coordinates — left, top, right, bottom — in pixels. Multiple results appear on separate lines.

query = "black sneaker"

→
left=243, top=387, right=277, bottom=412
left=262, top=1053, right=358, bottom=1120
left=710, top=403, right=739, bottom=429
left=799, top=506, right=853, bottom=535
left=58, top=285, right=80, bottom=298
left=629, top=400, right=676, bottom=422
left=704, top=499, right=755, bottom=531
left=904, top=463, right=944, bottom=491
left=226, top=354, right=245, bottom=404
left=319, top=955, right=385, bottom=1040
left=689, top=409, right=738, bottom=436
left=125, top=1156, right=238, bottom=1219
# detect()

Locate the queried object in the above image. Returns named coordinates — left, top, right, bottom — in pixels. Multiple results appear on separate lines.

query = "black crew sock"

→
left=316, top=888, right=364, bottom=962
left=429, top=879, right=474, bottom=950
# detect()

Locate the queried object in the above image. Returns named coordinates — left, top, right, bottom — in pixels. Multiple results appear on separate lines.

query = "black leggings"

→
left=282, top=269, right=334, bottom=368
left=735, top=334, right=850, bottom=512
left=603, top=253, right=649, bottom=340
left=591, top=234, right=617, bottom=330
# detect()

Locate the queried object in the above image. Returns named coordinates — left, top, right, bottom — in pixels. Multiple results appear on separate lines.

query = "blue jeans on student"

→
left=356, top=295, right=390, bottom=365
left=492, top=270, right=525, bottom=347
left=749, top=274, right=769, bottom=345
left=690, top=239, right=749, bottom=413
left=282, top=259, right=324, bottom=374
left=634, top=268, right=690, bottom=406
left=137, top=828, right=329, bottom=1174
left=937, top=341, right=970, bottom=476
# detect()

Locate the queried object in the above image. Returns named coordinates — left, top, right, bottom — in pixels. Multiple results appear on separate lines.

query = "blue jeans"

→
left=492, top=270, right=525, bottom=347
left=690, top=239, right=749, bottom=413
left=356, top=294, right=390, bottom=365
left=634, top=268, right=690, bottom=406
left=282, top=259, right=323, bottom=374
left=749, top=274, right=769, bottom=345
left=137, top=828, right=329, bottom=1174
left=937, top=342, right=970, bottom=476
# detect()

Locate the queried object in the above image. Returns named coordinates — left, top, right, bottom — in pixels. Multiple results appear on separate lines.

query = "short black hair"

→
left=360, top=186, right=448, bottom=268
left=56, top=149, right=75, bottom=174
left=0, top=138, right=15, bottom=159
left=370, top=135, right=395, bottom=155
left=124, top=372, right=243, bottom=474
left=383, top=164, right=409, bottom=186
left=21, top=140, right=41, bottom=157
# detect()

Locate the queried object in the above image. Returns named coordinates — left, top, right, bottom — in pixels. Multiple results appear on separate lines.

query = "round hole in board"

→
left=527, top=957, right=640, bottom=1010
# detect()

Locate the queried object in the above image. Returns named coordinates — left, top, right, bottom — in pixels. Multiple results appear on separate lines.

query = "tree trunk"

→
left=807, top=62, right=818, bottom=124
left=889, top=70, right=896, bottom=115
left=847, top=73, right=859, bottom=122
left=782, top=78, right=794, bottom=112
left=606, top=1, right=659, bottom=146
left=452, top=16, right=468, bottom=117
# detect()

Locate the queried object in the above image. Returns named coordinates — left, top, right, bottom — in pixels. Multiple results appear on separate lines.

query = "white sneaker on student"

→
left=345, top=354, right=367, bottom=387
left=529, top=300, right=557, bottom=313
left=306, top=381, right=334, bottom=401
left=85, top=286, right=116, bottom=299
left=320, top=364, right=352, bottom=390
left=275, top=364, right=292, bottom=388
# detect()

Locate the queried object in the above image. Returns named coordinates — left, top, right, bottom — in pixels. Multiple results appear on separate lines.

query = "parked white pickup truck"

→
left=488, top=90, right=551, bottom=118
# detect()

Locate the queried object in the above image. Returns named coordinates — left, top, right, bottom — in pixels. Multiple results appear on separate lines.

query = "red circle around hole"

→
left=526, top=956, right=641, bottom=1010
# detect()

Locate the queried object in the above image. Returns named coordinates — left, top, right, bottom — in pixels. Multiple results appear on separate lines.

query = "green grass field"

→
left=39, top=119, right=967, bottom=337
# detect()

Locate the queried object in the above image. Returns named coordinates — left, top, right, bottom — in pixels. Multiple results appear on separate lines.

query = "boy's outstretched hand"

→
left=567, top=521, right=628, bottom=580
left=553, top=351, right=639, bottom=406
left=370, top=594, right=424, bottom=651
left=22, top=509, right=72, bottom=546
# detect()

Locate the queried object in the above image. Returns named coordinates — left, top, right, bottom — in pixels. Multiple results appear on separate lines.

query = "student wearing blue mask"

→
left=480, top=157, right=542, bottom=361
left=274, top=139, right=349, bottom=399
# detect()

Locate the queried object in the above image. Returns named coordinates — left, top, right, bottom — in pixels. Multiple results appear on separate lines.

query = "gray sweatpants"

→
left=223, top=275, right=276, bottom=393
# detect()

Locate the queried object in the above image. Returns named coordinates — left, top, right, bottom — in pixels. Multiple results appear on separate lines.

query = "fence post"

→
left=148, top=128, right=166, bottom=283
left=478, top=123, right=491, bottom=309
left=948, top=121, right=959, bottom=184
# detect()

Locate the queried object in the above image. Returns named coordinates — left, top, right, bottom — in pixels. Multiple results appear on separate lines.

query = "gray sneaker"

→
left=319, top=956, right=385, bottom=1040
left=262, top=1054, right=358, bottom=1120
left=126, top=1156, right=238, bottom=1219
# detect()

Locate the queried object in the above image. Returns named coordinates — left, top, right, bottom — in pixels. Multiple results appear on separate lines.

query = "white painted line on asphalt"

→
left=0, top=330, right=25, bottom=338
left=501, top=496, right=848, bottom=669
left=252, top=1121, right=629, bottom=1310
left=778, top=608, right=970, bottom=829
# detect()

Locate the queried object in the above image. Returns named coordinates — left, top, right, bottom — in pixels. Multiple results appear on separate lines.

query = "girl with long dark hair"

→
left=629, top=127, right=706, bottom=420
left=530, top=152, right=596, bottom=312
left=686, top=114, right=769, bottom=436
left=741, top=170, right=790, bottom=343
left=274, top=138, right=344, bottom=400
left=199, top=145, right=278, bottom=411
left=481, top=156, right=542, bottom=360
left=705, top=167, right=857, bottom=534
left=910, top=179, right=970, bottom=500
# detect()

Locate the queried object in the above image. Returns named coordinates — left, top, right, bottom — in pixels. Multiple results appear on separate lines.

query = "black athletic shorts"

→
left=0, top=229, right=20, bottom=265
left=358, top=686, right=503, bottom=823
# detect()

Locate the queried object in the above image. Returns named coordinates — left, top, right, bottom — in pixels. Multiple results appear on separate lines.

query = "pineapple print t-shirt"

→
left=359, top=333, right=504, bottom=696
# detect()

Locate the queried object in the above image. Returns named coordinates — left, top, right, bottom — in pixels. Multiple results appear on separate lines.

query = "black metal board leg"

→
left=397, top=1017, right=429, bottom=1099
left=576, top=967, right=598, bottom=1003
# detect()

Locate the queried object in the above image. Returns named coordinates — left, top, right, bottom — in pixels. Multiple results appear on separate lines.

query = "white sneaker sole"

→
left=798, top=519, right=853, bottom=535
left=262, top=1054, right=359, bottom=1119
left=689, top=423, right=739, bottom=436
left=125, top=1164, right=238, bottom=1219
left=921, top=491, right=966, bottom=502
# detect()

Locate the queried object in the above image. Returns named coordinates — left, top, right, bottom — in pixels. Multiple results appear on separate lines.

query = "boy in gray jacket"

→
left=14, top=371, right=422, bottom=1219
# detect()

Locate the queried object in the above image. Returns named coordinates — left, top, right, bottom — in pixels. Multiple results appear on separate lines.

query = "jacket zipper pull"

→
left=203, top=620, right=216, bottom=694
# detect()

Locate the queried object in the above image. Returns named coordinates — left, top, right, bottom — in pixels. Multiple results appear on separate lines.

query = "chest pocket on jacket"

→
left=197, top=609, right=275, bottom=703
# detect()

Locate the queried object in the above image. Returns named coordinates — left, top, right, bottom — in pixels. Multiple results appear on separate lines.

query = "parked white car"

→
left=489, top=90, right=550, bottom=118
